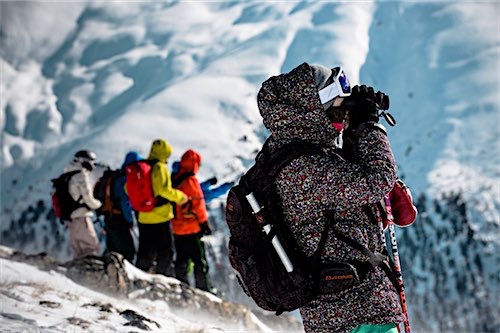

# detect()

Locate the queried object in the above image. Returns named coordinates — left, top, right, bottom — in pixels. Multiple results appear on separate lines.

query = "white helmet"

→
left=73, top=149, right=97, bottom=171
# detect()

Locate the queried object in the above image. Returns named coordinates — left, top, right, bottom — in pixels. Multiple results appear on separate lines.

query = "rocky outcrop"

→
left=0, top=248, right=302, bottom=332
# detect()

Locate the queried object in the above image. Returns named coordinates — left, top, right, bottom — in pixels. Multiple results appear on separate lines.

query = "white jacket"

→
left=63, top=162, right=102, bottom=218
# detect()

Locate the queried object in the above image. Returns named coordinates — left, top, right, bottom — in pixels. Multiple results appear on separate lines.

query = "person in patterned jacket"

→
left=257, top=62, right=404, bottom=333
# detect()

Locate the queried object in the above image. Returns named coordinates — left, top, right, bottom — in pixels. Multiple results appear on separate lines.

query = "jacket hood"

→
left=148, top=139, right=173, bottom=162
left=257, top=62, right=339, bottom=147
left=179, top=149, right=201, bottom=174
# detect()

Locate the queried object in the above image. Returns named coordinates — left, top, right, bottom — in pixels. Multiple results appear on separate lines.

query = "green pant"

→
left=351, top=323, right=398, bottom=333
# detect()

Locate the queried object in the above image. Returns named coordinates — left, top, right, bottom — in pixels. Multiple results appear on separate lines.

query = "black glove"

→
left=344, top=85, right=389, bottom=130
left=199, top=222, right=212, bottom=236
left=207, top=177, right=218, bottom=185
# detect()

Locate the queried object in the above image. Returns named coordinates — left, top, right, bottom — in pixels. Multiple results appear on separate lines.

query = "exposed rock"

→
left=0, top=249, right=303, bottom=332
left=83, top=301, right=115, bottom=313
left=67, top=316, right=91, bottom=329
left=120, top=309, right=161, bottom=330
left=39, top=300, right=61, bottom=309
left=64, top=252, right=131, bottom=294
left=10, top=251, right=61, bottom=272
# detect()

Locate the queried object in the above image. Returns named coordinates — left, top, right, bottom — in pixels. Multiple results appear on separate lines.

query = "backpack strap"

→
left=103, top=177, right=113, bottom=212
left=263, top=140, right=325, bottom=177
left=330, top=225, right=403, bottom=294
left=263, top=139, right=330, bottom=272
left=103, top=175, right=122, bottom=216
left=58, top=170, right=81, bottom=183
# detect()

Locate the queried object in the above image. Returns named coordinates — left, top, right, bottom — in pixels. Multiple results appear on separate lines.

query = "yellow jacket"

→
left=138, top=139, right=187, bottom=224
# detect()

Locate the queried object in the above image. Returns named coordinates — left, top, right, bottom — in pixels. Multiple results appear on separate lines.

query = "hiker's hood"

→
left=257, top=62, right=339, bottom=147
left=148, top=139, right=173, bottom=162
left=179, top=149, right=201, bottom=174
left=122, top=151, right=143, bottom=171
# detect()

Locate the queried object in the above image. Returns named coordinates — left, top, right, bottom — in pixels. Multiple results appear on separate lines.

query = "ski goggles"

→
left=318, top=66, right=351, bottom=104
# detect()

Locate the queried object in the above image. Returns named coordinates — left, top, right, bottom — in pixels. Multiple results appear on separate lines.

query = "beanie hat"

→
left=310, top=64, right=336, bottom=110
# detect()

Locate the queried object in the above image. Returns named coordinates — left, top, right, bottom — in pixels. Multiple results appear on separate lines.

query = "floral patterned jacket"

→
left=257, top=63, right=405, bottom=332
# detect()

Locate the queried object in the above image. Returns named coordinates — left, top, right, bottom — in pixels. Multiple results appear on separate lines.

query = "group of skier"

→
left=54, top=141, right=232, bottom=294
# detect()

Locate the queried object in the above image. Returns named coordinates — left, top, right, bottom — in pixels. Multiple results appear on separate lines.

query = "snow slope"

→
left=0, top=245, right=290, bottom=332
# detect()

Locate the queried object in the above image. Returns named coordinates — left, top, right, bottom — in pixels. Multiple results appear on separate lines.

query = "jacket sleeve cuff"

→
left=356, top=122, right=387, bottom=136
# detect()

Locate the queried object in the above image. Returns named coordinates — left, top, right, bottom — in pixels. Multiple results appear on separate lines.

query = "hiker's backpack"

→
left=125, top=160, right=157, bottom=212
left=226, top=140, right=404, bottom=314
left=94, top=169, right=123, bottom=216
left=51, top=170, right=83, bottom=221
left=225, top=141, right=331, bottom=314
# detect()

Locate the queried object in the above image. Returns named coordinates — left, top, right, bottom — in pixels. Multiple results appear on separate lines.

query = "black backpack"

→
left=94, top=168, right=123, bottom=217
left=225, top=140, right=400, bottom=314
left=225, top=140, right=330, bottom=314
left=51, top=170, right=85, bottom=221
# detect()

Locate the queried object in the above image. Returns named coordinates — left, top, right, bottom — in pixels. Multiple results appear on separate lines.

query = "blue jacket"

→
left=112, top=174, right=134, bottom=225
left=200, top=180, right=234, bottom=203
left=172, top=160, right=233, bottom=203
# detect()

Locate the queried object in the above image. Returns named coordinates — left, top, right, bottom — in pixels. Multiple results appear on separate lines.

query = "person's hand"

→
left=180, top=198, right=197, bottom=218
left=179, top=195, right=189, bottom=206
left=181, top=197, right=192, bottom=211
left=199, top=222, right=212, bottom=236
left=344, top=85, right=389, bottom=129
left=207, top=177, right=218, bottom=185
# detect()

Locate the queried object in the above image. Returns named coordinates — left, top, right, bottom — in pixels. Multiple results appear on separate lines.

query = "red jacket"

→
left=171, top=149, right=208, bottom=235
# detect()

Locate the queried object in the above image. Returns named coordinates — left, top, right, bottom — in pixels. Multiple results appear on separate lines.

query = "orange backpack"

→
left=93, top=169, right=122, bottom=216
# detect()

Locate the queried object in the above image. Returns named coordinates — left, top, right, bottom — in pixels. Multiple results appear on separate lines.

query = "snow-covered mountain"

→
left=1, top=1, right=499, bottom=332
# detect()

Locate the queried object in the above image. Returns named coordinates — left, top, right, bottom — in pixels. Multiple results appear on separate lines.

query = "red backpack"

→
left=125, top=160, right=157, bottom=212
